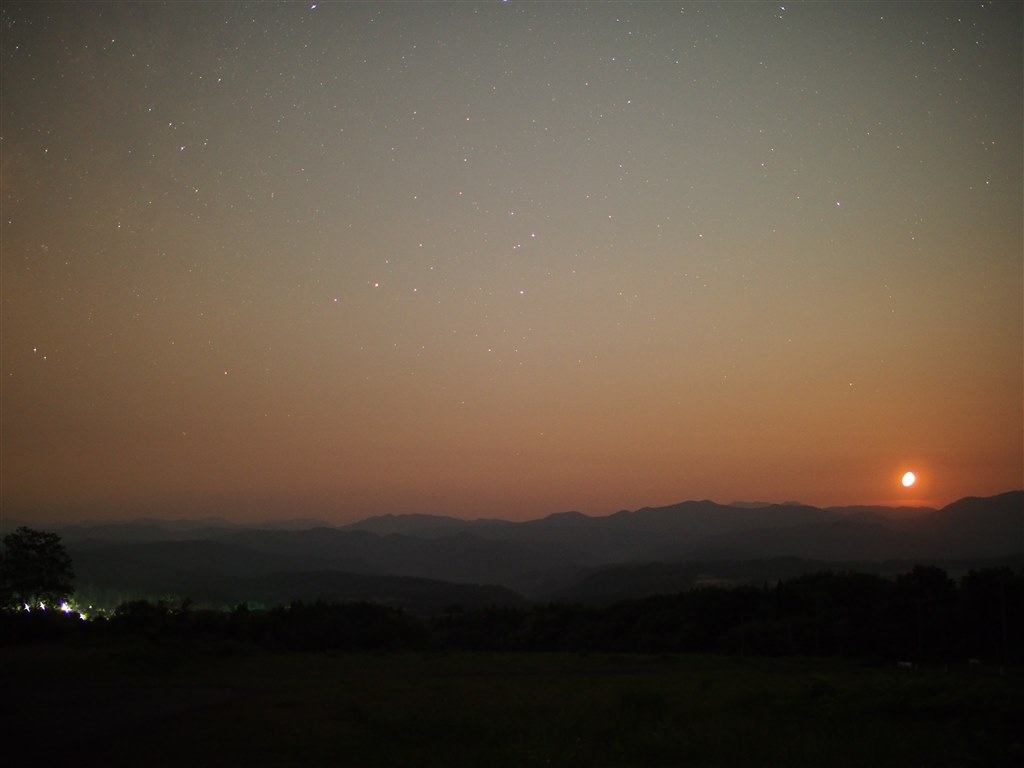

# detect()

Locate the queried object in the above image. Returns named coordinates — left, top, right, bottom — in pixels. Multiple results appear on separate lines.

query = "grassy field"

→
left=2, top=645, right=1021, bottom=767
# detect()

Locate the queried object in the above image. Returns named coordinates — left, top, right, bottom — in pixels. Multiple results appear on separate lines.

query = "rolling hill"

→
left=54, top=491, right=1022, bottom=610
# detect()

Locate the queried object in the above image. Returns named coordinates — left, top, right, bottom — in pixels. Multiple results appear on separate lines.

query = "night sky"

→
left=3, top=1, right=1021, bottom=524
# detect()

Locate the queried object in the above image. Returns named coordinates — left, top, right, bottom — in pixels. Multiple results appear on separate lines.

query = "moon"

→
left=901, top=471, right=916, bottom=488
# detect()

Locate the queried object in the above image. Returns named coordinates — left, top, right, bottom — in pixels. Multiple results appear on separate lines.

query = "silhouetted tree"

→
left=896, top=566, right=957, bottom=662
left=959, top=567, right=1024, bottom=665
left=0, top=527, right=74, bottom=611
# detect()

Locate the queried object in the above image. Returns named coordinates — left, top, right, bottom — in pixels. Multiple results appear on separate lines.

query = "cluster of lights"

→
left=20, top=599, right=89, bottom=621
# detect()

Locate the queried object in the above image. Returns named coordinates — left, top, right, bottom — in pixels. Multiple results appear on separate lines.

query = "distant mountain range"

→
left=8, top=491, right=1021, bottom=611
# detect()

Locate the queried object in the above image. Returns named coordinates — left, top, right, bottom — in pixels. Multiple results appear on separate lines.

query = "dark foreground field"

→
left=2, top=646, right=1020, bottom=767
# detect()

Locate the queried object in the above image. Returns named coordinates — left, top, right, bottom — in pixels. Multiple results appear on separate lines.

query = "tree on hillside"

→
left=0, top=527, right=75, bottom=610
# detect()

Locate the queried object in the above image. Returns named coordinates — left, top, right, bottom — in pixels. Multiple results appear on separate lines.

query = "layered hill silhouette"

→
left=26, top=491, right=1022, bottom=611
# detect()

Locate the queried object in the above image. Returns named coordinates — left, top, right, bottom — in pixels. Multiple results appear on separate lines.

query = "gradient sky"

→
left=2, top=1, right=1021, bottom=524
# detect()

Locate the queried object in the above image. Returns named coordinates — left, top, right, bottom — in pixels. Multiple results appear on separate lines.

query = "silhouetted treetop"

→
left=1, top=526, right=75, bottom=610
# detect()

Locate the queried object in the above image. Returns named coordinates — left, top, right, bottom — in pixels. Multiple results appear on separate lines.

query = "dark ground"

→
left=2, top=644, right=1021, bottom=767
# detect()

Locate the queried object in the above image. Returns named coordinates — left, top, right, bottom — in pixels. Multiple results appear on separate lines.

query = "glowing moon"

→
left=901, top=471, right=916, bottom=488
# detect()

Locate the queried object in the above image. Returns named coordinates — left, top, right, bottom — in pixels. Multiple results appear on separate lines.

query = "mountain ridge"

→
left=51, top=491, right=1022, bottom=611
left=9, top=491, right=1017, bottom=539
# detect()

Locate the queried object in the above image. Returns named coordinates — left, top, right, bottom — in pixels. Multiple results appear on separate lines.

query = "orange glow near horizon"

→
left=1, top=3, right=1021, bottom=525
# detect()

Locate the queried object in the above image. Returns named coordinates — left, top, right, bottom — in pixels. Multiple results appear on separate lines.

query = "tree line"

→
left=3, top=537, right=1021, bottom=664
left=433, top=566, right=1021, bottom=663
